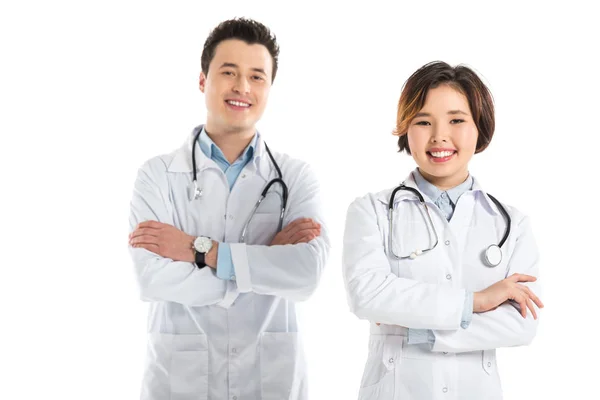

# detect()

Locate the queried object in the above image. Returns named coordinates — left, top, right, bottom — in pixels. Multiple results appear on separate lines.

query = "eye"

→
left=414, top=120, right=430, bottom=126
left=222, top=71, right=234, bottom=76
left=252, top=75, right=264, bottom=81
left=450, top=119, right=465, bottom=124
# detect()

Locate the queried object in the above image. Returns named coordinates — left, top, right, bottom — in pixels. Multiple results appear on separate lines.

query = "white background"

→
left=1, top=0, right=598, bottom=399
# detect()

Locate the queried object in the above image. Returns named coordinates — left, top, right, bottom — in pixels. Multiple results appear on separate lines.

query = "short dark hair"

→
left=393, top=61, right=495, bottom=154
left=201, top=18, right=280, bottom=82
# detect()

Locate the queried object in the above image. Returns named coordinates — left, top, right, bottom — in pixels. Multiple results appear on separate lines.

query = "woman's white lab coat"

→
left=342, top=172, right=541, bottom=400
left=128, top=127, right=330, bottom=400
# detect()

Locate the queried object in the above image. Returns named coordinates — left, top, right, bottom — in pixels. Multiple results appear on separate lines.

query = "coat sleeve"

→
left=229, top=163, right=330, bottom=302
left=342, top=195, right=467, bottom=330
left=430, top=215, right=542, bottom=353
left=128, top=158, right=229, bottom=307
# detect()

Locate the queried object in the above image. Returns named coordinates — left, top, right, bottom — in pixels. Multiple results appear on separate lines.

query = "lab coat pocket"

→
left=358, top=335, right=401, bottom=399
left=358, top=372, right=395, bottom=400
left=143, top=333, right=209, bottom=400
left=245, top=213, right=280, bottom=245
left=260, top=332, right=300, bottom=400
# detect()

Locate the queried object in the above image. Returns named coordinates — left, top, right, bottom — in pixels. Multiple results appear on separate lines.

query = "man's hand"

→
left=474, top=273, right=544, bottom=319
left=270, top=218, right=321, bottom=246
left=129, top=221, right=195, bottom=262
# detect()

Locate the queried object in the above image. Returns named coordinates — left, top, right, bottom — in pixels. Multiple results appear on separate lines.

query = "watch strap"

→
left=195, top=250, right=207, bottom=269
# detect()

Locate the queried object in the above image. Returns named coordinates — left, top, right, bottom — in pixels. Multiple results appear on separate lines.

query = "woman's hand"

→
left=474, top=273, right=544, bottom=318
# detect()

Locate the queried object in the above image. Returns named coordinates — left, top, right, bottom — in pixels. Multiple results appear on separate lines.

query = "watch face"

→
left=194, top=237, right=212, bottom=253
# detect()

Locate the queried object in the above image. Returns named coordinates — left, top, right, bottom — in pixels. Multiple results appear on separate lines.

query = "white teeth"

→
left=430, top=151, right=454, bottom=158
left=227, top=100, right=250, bottom=107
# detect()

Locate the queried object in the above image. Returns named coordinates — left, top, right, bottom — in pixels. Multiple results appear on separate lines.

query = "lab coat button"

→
left=445, top=240, right=450, bottom=245
left=446, top=274, right=452, bottom=280
left=388, top=357, right=394, bottom=364
left=488, top=362, right=492, bottom=367
left=443, top=387, right=448, bottom=393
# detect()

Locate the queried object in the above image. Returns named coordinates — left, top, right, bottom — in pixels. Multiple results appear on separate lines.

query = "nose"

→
left=232, top=75, right=251, bottom=94
left=431, top=124, right=449, bottom=143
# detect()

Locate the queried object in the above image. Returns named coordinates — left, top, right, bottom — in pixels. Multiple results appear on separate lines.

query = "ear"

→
left=199, top=72, right=207, bottom=93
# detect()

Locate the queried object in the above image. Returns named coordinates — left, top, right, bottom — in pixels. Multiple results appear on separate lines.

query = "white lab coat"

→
left=128, top=127, right=330, bottom=400
left=342, top=172, right=541, bottom=400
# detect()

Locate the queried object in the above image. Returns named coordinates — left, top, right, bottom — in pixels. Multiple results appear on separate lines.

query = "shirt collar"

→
left=376, top=170, right=500, bottom=216
left=198, top=126, right=256, bottom=165
left=168, top=125, right=272, bottom=180
left=413, top=168, right=473, bottom=205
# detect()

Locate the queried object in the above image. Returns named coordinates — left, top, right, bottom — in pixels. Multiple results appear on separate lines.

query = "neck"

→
left=204, top=123, right=255, bottom=164
left=418, top=168, right=469, bottom=191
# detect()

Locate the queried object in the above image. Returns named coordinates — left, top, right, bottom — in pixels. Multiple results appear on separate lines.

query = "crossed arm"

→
left=128, top=159, right=330, bottom=306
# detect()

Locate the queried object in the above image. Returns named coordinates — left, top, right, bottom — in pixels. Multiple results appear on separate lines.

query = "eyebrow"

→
left=414, top=110, right=469, bottom=118
left=219, top=62, right=267, bottom=75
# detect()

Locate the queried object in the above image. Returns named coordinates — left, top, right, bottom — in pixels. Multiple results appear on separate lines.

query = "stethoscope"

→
left=387, top=181, right=511, bottom=267
left=191, top=129, right=288, bottom=242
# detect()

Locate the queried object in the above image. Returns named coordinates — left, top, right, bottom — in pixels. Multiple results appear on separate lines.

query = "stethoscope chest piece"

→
left=484, top=244, right=502, bottom=267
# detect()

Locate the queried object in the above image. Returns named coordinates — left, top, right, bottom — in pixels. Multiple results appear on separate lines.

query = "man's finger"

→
left=288, top=221, right=317, bottom=232
left=133, top=243, right=160, bottom=253
left=282, top=218, right=317, bottom=233
left=285, top=230, right=315, bottom=245
left=286, top=221, right=319, bottom=235
left=130, top=228, right=160, bottom=239
left=130, top=235, right=160, bottom=245
left=294, top=232, right=316, bottom=244
left=137, top=220, right=163, bottom=230
left=289, top=228, right=320, bottom=243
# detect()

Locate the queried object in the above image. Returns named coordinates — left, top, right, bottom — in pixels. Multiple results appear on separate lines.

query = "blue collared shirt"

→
left=407, top=168, right=474, bottom=345
left=197, top=127, right=256, bottom=281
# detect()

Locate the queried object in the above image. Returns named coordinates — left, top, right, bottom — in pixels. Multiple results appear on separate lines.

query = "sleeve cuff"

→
left=216, top=243, right=236, bottom=281
left=407, top=329, right=435, bottom=345
left=230, top=243, right=251, bottom=292
left=460, top=291, right=474, bottom=329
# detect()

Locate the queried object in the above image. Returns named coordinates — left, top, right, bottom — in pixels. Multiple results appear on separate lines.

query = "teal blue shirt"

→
left=408, top=169, right=474, bottom=345
left=197, top=127, right=257, bottom=281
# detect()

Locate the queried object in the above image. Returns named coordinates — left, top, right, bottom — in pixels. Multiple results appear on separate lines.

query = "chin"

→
left=226, top=119, right=255, bottom=131
left=420, top=165, right=456, bottom=177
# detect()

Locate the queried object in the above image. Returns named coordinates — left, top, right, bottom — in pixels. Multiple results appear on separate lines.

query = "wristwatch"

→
left=193, top=236, right=213, bottom=269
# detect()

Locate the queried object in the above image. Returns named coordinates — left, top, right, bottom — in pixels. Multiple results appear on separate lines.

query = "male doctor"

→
left=128, top=18, right=330, bottom=400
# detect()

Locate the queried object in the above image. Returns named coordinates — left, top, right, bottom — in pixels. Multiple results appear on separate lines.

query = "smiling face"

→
left=406, top=84, right=479, bottom=189
left=200, top=39, right=273, bottom=136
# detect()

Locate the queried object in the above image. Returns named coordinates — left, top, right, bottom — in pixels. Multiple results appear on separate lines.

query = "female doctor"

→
left=342, top=61, right=544, bottom=400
